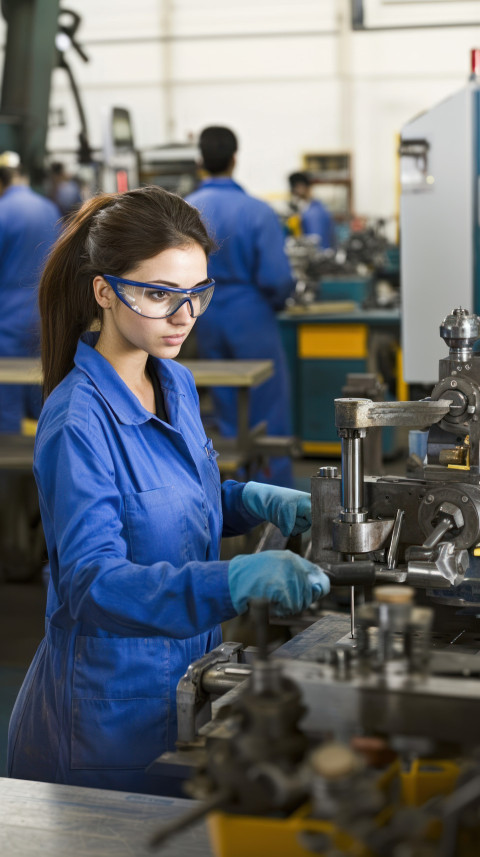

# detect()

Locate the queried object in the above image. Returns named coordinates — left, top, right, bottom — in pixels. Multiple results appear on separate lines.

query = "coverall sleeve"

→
left=35, top=420, right=237, bottom=639
left=253, top=204, right=295, bottom=310
left=220, top=479, right=263, bottom=537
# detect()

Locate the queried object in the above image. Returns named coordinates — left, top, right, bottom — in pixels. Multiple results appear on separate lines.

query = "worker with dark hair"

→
left=0, top=152, right=60, bottom=432
left=7, top=185, right=330, bottom=794
left=187, top=126, right=295, bottom=488
left=288, top=171, right=335, bottom=249
left=47, top=161, right=83, bottom=220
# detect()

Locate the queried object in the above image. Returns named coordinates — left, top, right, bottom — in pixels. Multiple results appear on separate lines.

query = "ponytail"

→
left=39, top=185, right=214, bottom=398
left=39, top=193, right=116, bottom=398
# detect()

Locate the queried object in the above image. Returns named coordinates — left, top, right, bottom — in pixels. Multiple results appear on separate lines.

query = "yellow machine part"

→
left=286, top=214, right=302, bottom=237
left=400, top=758, right=459, bottom=805
left=299, top=323, right=368, bottom=359
left=301, top=440, right=342, bottom=456
left=21, top=418, right=37, bottom=436
left=207, top=759, right=461, bottom=857
left=208, top=804, right=373, bottom=857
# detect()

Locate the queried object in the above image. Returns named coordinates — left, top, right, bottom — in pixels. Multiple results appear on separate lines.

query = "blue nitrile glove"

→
left=228, top=550, right=330, bottom=617
left=242, top=481, right=311, bottom=537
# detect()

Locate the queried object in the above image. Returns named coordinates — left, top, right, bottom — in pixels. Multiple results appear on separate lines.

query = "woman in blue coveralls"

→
left=7, top=187, right=330, bottom=796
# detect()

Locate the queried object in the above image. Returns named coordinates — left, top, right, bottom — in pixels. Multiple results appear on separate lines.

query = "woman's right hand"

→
left=228, top=550, right=330, bottom=617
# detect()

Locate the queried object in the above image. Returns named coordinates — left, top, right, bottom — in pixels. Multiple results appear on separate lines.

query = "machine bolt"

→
left=317, top=466, right=338, bottom=478
left=456, top=366, right=462, bottom=372
left=425, top=494, right=434, bottom=504
left=466, top=364, right=471, bottom=371
left=451, top=380, right=458, bottom=388
left=462, top=496, right=469, bottom=504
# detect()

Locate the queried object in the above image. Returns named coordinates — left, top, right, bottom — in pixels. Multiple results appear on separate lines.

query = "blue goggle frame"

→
left=102, top=274, right=215, bottom=319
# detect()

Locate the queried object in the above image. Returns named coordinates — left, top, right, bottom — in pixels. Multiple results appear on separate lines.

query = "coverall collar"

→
left=197, top=177, right=245, bottom=193
left=74, top=332, right=183, bottom=426
left=0, top=184, right=30, bottom=200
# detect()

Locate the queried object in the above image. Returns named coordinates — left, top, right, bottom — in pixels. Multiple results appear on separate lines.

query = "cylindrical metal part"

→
left=440, top=307, right=480, bottom=354
left=387, top=509, right=405, bottom=570
left=202, top=665, right=251, bottom=696
left=250, top=598, right=270, bottom=661
left=318, top=466, right=338, bottom=478
left=422, top=516, right=453, bottom=549
left=406, top=563, right=454, bottom=589
left=341, top=432, right=365, bottom=520
left=375, top=585, right=415, bottom=605
left=322, top=560, right=376, bottom=586
left=250, top=660, right=283, bottom=695
left=149, top=789, right=230, bottom=849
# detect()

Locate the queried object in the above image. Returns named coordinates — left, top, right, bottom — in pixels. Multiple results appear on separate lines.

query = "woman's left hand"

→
left=242, top=481, right=311, bottom=537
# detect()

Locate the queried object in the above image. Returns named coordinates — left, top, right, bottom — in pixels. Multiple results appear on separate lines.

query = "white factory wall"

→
left=1, top=0, right=480, bottom=226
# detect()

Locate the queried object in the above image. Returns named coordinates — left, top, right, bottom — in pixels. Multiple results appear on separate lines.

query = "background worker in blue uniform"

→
left=0, top=151, right=60, bottom=432
left=46, top=160, right=83, bottom=221
left=7, top=186, right=330, bottom=796
left=288, top=171, right=335, bottom=250
left=186, top=126, right=295, bottom=488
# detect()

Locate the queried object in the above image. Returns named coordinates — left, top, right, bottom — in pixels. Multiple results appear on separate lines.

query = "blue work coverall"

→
left=301, top=199, right=335, bottom=250
left=7, top=333, right=260, bottom=795
left=0, top=185, right=60, bottom=431
left=186, top=178, right=295, bottom=488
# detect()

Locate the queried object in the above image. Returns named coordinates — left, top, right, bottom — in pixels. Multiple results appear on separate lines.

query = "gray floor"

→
left=0, top=451, right=408, bottom=776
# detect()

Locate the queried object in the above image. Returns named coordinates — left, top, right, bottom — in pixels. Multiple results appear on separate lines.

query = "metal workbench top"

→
left=277, top=305, right=401, bottom=325
left=0, top=358, right=273, bottom=387
left=0, top=778, right=213, bottom=857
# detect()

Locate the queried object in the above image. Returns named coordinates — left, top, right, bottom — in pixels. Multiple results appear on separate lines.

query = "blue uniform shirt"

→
left=301, top=199, right=335, bottom=249
left=187, top=177, right=293, bottom=308
left=0, top=184, right=60, bottom=430
left=8, top=333, right=259, bottom=794
left=186, top=178, right=295, bottom=486
left=0, top=184, right=60, bottom=355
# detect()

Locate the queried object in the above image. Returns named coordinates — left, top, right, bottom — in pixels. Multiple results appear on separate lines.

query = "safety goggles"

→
left=102, top=274, right=215, bottom=319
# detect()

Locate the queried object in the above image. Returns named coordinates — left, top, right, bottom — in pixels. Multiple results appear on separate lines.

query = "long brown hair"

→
left=39, top=186, right=214, bottom=398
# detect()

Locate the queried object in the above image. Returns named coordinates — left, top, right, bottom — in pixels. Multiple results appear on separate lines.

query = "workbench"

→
left=0, top=357, right=273, bottom=389
left=0, top=357, right=277, bottom=579
left=0, top=357, right=275, bottom=477
left=0, top=777, right=213, bottom=857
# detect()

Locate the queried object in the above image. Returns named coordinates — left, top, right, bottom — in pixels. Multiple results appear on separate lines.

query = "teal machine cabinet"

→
left=278, top=307, right=403, bottom=456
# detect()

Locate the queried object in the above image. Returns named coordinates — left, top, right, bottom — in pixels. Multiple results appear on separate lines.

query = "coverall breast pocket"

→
left=124, top=485, right=188, bottom=566
left=71, top=635, right=170, bottom=770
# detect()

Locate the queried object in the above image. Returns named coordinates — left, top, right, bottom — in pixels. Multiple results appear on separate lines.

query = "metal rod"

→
left=345, top=554, right=355, bottom=639
left=387, top=508, right=405, bottom=570
left=341, top=432, right=365, bottom=515
left=148, top=790, right=230, bottom=849
left=350, top=584, right=355, bottom=638
left=422, top=516, right=453, bottom=549
left=202, top=666, right=251, bottom=695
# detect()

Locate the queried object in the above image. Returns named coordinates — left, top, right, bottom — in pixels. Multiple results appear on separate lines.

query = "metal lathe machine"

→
left=149, top=307, right=480, bottom=857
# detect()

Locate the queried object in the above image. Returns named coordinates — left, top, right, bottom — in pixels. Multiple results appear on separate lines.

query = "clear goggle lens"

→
left=103, top=275, right=215, bottom=319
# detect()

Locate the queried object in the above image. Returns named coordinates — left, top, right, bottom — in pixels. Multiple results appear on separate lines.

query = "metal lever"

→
left=148, top=789, right=230, bottom=850
left=422, top=516, right=454, bottom=549
left=387, top=509, right=404, bottom=570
